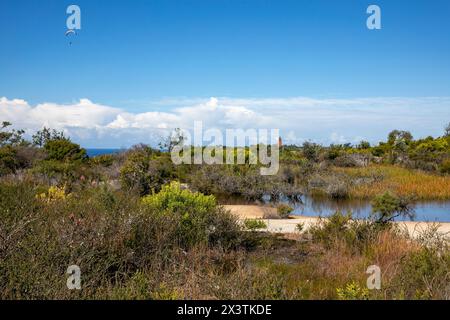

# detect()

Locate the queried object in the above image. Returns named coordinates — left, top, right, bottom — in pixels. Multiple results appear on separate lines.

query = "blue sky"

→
left=1, top=0, right=450, bottom=147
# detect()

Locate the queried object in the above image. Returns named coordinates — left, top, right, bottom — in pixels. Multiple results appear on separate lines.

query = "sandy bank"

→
left=223, top=205, right=450, bottom=239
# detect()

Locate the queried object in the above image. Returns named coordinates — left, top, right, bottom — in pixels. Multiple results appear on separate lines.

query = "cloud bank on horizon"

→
left=1, top=96, right=449, bottom=148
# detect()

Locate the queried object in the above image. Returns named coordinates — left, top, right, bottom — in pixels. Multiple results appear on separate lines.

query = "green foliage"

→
left=302, top=141, right=321, bottom=162
left=336, top=281, right=369, bottom=300
left=296, top=222, right=305, bottom=233
left=357, top=140, right=371, bottom=149
left=408, top=137, right=449, bottom=170
left=0, top=179, right=242, bottom=299
left=439, top=159, right=450, bottom=174
left=444, top=122, right=450, bottom=137
left=0, top=180, right=448, bottom=300
left=44, top=139, right=87, bottom=162
left=388, top=130, right=413, bottom=146
left=325, top=144, right=346, bottom=160
left=32, top=127, right=66, bottom=147
left=393, top=247, right=450, bottom=299
left=0, top=146, right=19, bottom=175
left=1, top=123, right=450, bottom=300
left=142, top=182, right=239, bottom=248
left=308, top=211, right=352, bottom=245
left=89, top=154, right=115, bottom=167
left=120, top=146, right=174, bottom=195
left=33, top=159, right=78, bottom=180
left=308, top=211, right=379, bottom=252
left=189, top=164, right=296, bottom=201
left=142, top=181, right=216, bottom=215
left=0, top=121, right=26, bottom=147
left=158, top=128, right=186, bottom=152
left=371, top=192, right=415, bottom=224
left=243, top=219, right=267, bottom=231
left=277, top=204, right=293, bottom=218
left=0, top=122, right=29, bottom=175
left=371, top=143, right=389, bottom=157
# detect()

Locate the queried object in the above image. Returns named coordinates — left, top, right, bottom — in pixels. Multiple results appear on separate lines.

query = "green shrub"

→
left=142, top=182, right=240, bottom=249
left=308, top=211, right=353, bottom=246
left=439, top=159, right=450, bottom=174
left=296, top=222, right=305, bottom=233
left=308, top=211, right=378, bottom=252
left=0, top=146, right=19, bottom=175
left=371, top=192, right=415, bottom=225
left=90, top=154, right=115, bottom=167
left=302, top=141, right=321, bottom=162
left=120, top=148, right=174, bottom=195
left=393, top=248, right=450, bottom=299
left=44, top=139, right=87, bottom=162
left=336, top=281, right=369, bottom=300
left=277, top=204, right=293, bottom=218
left=243, top=219, right=267, bottom=231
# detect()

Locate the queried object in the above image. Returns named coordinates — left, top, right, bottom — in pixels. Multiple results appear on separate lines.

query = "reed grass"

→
left=335, top=165, right=450, bottom=200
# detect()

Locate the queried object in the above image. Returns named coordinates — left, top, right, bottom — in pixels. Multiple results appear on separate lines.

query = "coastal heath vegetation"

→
left=0, top=122, right=449, bottom=299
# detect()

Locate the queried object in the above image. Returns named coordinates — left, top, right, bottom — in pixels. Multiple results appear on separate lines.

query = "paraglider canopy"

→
left=65, top=29, right=76, bottom=36
left=65, top=29, right=77, bottom=45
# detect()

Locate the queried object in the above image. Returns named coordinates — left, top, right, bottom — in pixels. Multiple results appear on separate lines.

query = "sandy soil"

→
left=223, top=204, right=450, bottom=239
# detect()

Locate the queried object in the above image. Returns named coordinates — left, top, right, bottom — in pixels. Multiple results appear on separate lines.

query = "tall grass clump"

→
left=336, top=165, right=450, bottom=200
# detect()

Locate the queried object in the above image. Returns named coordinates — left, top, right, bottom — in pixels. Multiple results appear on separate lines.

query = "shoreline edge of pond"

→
left=223, top=205, right=450, bottom=239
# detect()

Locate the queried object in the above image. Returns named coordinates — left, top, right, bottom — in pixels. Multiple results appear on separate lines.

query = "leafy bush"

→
left=277, top=204, right=293, bottom=218
left=32, top=127, right=66, bottom=147
left=44, top=139, right=87, bottom=162
left=393, top=248, right=450, bottom=299
left=120, top=146, right=174, bottom=195
left=308, top=211, right=378, bottom=252
left=0, top=146, right=19, bottom=175
left=0, top=121, right=26, bottom=147
left=336, top=281, right=369, bottom=300
left=142, top=182, right=240, bottom=248
left=371, top=192, right=415, bottom=225
left=302, top=141, right=321, bottom=162
left=243, top=219, right=267, bottom=231
left=188, top=164, right=296, bottom=201
left=439, top=159, right=450, bottom=175
left=90, top=154, right=115, bottom=167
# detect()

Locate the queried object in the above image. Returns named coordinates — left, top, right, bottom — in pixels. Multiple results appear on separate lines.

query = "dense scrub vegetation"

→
left=1, top=179, right=448, bottom=299
left=0, top=122, right=449, bottom=299
left=1, top=122, right=450, bottom=202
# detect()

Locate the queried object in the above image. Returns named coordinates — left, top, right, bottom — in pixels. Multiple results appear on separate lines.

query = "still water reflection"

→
left=221, top=195, right=450, bottom=222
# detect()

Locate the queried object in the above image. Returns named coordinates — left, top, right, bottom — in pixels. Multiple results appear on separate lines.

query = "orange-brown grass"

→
left=364, top=230, right=419, bottom=287
left=335, top=165, right=450, bottom=200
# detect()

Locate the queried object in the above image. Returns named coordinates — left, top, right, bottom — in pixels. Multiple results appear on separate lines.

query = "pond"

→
left=220, top=194, right=450, bottom=222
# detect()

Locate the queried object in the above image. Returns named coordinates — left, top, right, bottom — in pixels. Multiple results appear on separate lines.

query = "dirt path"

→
left=223, top=204, right=450, bottom=239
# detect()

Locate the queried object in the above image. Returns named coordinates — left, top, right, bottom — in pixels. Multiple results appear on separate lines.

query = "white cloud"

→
left=1, top=96, right=449, bottom=148
left=330, top=132, right=347, bottom=144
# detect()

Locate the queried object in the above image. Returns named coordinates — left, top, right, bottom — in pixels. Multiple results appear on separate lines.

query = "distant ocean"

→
left=86, top=148, right=123, bottom=157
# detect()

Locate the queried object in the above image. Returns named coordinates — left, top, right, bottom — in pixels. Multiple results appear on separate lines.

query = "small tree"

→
left=387, top=130, right=413, bottom=163
left=0, top=121, right=25, bottom=147
left=277, top=204, right=294, bottom=218
left=444, top=122, right=450, bottom=137
left=357, top=140, right=371, bottom=149
left=387, top=130, right=413, bottom=145
left=159, top=128, right=186, bottom=152
left=302, top=141, right=321, bottom=162
left=32, top=127, right=66, bottom=147
left=371, top=192, right=415, bottom=225
left=44, top=139, right=87, bottom=162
